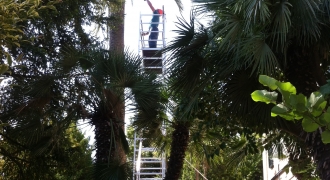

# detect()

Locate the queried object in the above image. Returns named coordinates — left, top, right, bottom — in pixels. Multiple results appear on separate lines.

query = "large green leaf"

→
left=270, top=104, right=296, bottom=120
left=251, top=90, right=278, bottom=104
left=275, top=81, right=296, bottom=94
left=302, top=116, right=319, bottom=132
left=320, top=112, right=330, bottom=126
left=321, top=130, right=330, bottom=144
left=307, top=92, right=326, bottom=117
left=275, top=81, right=296, bottom=105
left=258, top=75, right=278, bottom=90
left=289, top=94, right=307, bottom=112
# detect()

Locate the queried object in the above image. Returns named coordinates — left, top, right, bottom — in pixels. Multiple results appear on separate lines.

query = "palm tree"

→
left=85, top=49, right=163, bottom=179
left=93, top=0, right=184, bottom=170
left=164, top=0, right=330, bottom=179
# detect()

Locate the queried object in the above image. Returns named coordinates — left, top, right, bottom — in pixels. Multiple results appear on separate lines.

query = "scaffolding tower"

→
left=133, top=9, right=166, bottom=180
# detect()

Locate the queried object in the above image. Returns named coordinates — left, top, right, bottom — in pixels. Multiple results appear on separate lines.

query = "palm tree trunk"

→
left=109, top=0, right=125, bottom=52
left=165, top=122, right=190, bottom=180
left=92, top=103, right=125, bottom=165
left=109, top=0, right=126, bottom=163
left=92, top=89, right=126, bottom=179
left=285, top=44, right=330, bottom=179
left=93, top=0, right=126, bottom=170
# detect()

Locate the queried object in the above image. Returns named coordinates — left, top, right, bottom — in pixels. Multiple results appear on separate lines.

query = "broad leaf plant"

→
left=251, top=75, right=330, bottom=144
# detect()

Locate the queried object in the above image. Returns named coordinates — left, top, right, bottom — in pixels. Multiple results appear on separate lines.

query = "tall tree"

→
left=93, top=0, right=184, bottom=173
left=0, top=123, right=93, bottom=180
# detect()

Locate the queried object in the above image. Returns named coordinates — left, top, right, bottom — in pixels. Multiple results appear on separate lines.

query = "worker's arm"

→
left=146, top=0, right=155, bottom=12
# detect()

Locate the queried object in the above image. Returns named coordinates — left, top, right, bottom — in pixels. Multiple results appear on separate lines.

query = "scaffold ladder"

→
left=133, top=9, right=167, bottom=180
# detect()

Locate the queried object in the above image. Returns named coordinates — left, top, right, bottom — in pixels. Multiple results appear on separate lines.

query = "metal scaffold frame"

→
left=138, top=7, right=166, bottom=75
left=133, top=6, right=167, bottom=180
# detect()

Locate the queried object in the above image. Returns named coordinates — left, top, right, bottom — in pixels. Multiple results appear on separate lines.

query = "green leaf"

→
left=275, top=81, right=296, bottom=105
left=7, top=54, right=12, bottom=66
left=16, top=53, right=24, bottom=61
left=320, top=81, right=330, bottom=95
left=321, top=131, right=330, bottom=144
left=278, top=113, right=296, bottom=120
left=251, top=90, right=278, bottom=104
left=307, top=92, right=326, bottom=117
left=308, top=92, right=324, bottom=107
left=259, top=75, right=278, bottom=90
left=289, top=93, right=307, bottom=112
left=47, top=5, right=57, bottom=11
left=302, top=116, right=319, bottom=132
left=0, top=64, right=9, bottom=74
left=320, top=112, right=330, bottom=126
left=271, top=104, right=290, bottom=117
left=311, top=101, right=326, bottom=117
left=275, top=81, right=296, bottom=94
left=291, top=110, right=303, bottom=120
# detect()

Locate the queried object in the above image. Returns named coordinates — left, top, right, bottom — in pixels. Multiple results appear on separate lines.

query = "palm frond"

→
left=174, top=0, right=184, bottom=12
left=164, top=11, right=211, bottom=96
left=270, top=0, right=291, bottom=49
left=290, top=0, right=321, bottom=44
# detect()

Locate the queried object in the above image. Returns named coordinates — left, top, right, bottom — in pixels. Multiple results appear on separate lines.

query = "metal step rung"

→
left=141, top=158, right=162, bottom=160
left=143, top=66, right=162, bottom=68
left=144, top=68, right=162, bottom=74
left=142, top=49, right=162, bottom=54
left=135, top=147, right=155, bottom=151
left=140, top=160, right=162, bottom=163
left=136, top=172, right=163, bottom=175
left=141, top=48, right=162, bottom=50
left=140, top=167, right=163, bottom=170
left=143, top=57, right=162, bottom=59
left=135, top=138, right=146, bottom=140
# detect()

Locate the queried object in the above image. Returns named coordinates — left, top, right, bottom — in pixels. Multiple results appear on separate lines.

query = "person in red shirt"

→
left=143, top=0, right=163, bottom=48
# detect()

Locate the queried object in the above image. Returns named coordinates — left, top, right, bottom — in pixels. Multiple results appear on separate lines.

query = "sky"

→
left=80, top=0, right=194, bottom=146
left=124, top=0, right=193, bottom=52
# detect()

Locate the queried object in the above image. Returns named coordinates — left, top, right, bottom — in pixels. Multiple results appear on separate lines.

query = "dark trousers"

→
left=148, top=27, right=159, bottom=48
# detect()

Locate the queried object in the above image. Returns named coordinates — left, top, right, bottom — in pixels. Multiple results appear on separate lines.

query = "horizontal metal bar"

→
left=144, top=67, right=162, bottom=69
left=140, top=161, right=162, bottom=163
left=141, top=158, right=162, bottom=160
left=140, top=167, right=164, bottom=170
left=136, top=172, right=163, bottom=175
left=135, top=147, right=155, bottom=151
left=140, top=14, right=165, bottom=16
left=141, top=48, right=162, bottom=50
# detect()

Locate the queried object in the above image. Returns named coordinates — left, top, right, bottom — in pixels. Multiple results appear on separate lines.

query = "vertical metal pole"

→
left=138, top=13, right=141, bottom=53
left=133, top=132, right=136, bottom=180
left=162, top=6, right=166, bottom=75
left=262, top=149, right=269, bottom=180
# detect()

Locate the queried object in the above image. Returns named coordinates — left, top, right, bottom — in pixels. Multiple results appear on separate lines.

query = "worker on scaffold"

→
left=142, top=0, right=164, bottom=48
